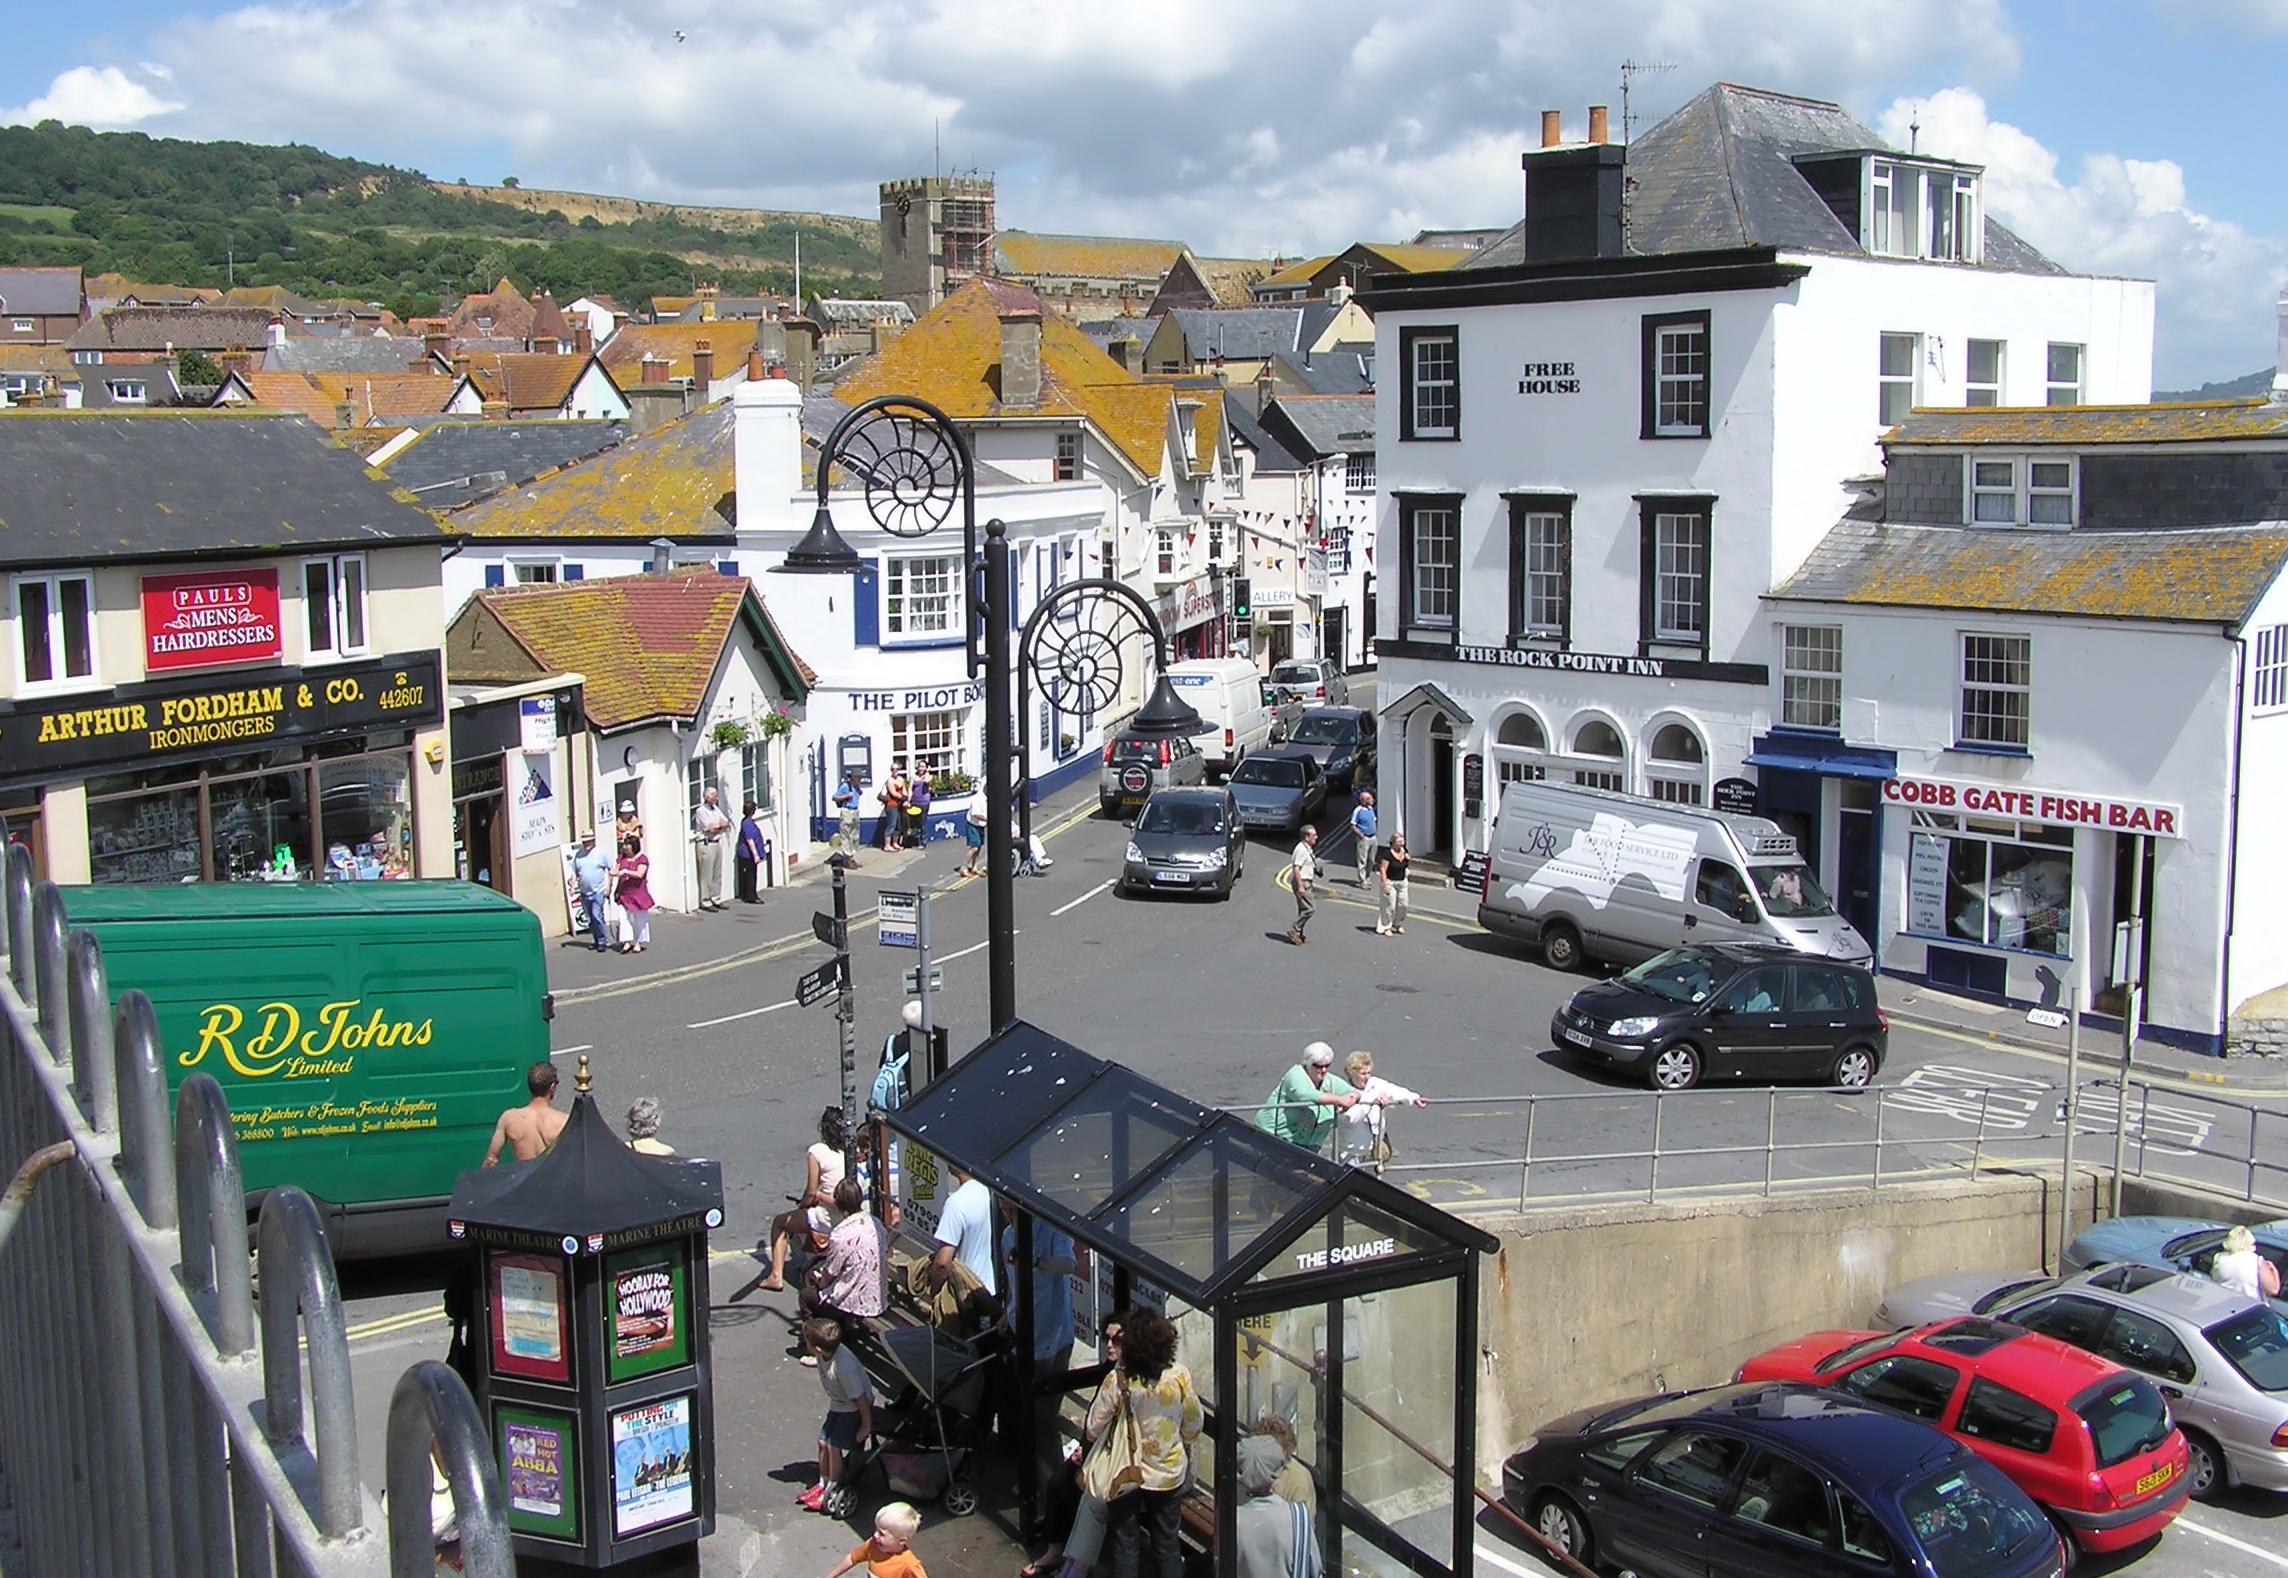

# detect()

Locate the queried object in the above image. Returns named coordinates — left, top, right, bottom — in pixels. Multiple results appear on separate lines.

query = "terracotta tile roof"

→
left=459, top=351, right=595, bottom=411
left=444, top=402, right=735, bottom=540
left=472, top=570, right=812, bottom=729
left=531, top=292, right=571, bottom=346
left=1773, top=518, right=2288, bottom=624
left=992, top=232, right=1185, bottom=282
left=446, top=278, right=535, bottom=343
left=598, top=321, right=751, bottom=385
left=1888, top=398, right=2288, bottom=447
left=84, top=274, right=218, bottom=306
left=831, top=277, right=1173, bottom=479
left=0, top=345, right=75, bottom=376
left=238, top=370, right=458, bottom=423
left=68, top=306, right=277, bottom=352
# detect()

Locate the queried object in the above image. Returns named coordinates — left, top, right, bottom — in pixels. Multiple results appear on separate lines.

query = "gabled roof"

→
left=459, top=351, right=611, bottom=412
left=444, top=402, right=735, bottom=541
left=1165, top=305, right=1341, bottom=363
left=993, top=232, right=1185, bottom=282
left=530, top=291, right=570, bottom=346
left=0, top=410, right=444, bottom=567
left=383, top=419, right=632, bottom=508
left=1271, top=347, right=1373, bottom=396
left=831, top=277, right=1175, bottom=479
left=1222, top=393, right=1309, bottom=474
left=1265, top=393, right=1375, bottom=459
left=215, top=284, right=334, bottom=317
left=67, top=306, right=278, bottom=353
left=231, top=369, right=459, bottom=423
left=598, top=321, right=752, bottom=385
left=446, top=278, right=535, bottom=343
left=1772, top=518, right=2288, bottom=625
left=1887, top=398, right=2288, bottom=447
left=0, top=268, right=84, bottom=317
left=463, top=570, right=812, bottom=729
left=265, top=337, right=441, bottom=375
left=84, top=274, right=216, bottom=307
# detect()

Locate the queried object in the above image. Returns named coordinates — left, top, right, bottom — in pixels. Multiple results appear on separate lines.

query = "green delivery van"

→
left=59, top=880, right=552, bottom=1259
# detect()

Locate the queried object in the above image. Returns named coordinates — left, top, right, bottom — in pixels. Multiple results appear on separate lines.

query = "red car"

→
left=1737, top=1316, right=2189, bottom=1559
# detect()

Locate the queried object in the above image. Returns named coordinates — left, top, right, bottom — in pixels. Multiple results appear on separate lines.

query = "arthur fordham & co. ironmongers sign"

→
left=0, top=651, right=443, bottom=782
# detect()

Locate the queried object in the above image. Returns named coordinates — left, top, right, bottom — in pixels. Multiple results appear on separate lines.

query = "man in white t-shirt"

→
left=928, top=1165, right=998, bottom=1297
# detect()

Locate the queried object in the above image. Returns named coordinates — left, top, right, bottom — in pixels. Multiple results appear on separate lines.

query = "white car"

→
left=1269, top=658, right=1349, bottom=708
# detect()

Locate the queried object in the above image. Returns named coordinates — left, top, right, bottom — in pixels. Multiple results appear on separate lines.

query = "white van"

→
left=1164, top=657, right=1275, bottom=778
left=1476, top=780, right=1872, bottom=970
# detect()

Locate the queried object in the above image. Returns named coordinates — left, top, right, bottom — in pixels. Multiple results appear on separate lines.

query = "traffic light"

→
left=1232, top=577, right=1252, bottom=621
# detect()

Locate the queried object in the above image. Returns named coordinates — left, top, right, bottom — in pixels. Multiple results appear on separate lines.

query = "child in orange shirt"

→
left=824, top=1501, right=926, bottom=1578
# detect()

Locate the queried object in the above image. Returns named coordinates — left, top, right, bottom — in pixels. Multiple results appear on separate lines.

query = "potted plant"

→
left=708, top=719, right=751, bottom=753
left=756, top=707, right=795, bottom=741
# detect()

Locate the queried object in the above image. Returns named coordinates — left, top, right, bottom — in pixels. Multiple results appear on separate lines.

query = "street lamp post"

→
left=777, top=395, right=1202, bottom=1041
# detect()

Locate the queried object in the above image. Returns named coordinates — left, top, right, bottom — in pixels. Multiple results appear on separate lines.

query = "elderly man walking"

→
left=1348, top=790, right=1377, bottom=888
left=692, top=786, right=731, bottom=910
left=1286, top=824, right=1320, bottom=946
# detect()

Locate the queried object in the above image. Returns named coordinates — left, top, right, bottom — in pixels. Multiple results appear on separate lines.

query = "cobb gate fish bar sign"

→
left=0, top=651, right=443, bottom=782
left=142, top=568, right=284, bottom=672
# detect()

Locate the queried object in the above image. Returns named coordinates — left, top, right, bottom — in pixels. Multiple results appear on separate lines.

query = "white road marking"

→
left=2173, top=1512, right=2288, bottom=1570
left=938, top=937, right=994, bottom=964
left=549, top=1044, right=593, bottom=1057
left=1889, top=1064, right=2213, bottom=1154
left=1051, top=879, right=1115, bottom=916
left=686, top=1000, right=796, bottom=1029
left=1474, top=1541, right=1546, bottom=1578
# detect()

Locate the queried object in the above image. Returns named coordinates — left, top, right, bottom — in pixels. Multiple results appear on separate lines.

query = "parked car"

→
left=1549, top=943, right=1889, bottom=1091
left=1097, top=731, right=1205, bottom=817
left=1269, top=657, right=1349, bottom=707
left=1283, top=706, right=1376, bottom=792
left=1990, top=1265, right=2288, bottom=1496
left=1226, top=748, right=1328, bottom=836
left=1260, top=680, right=1304, bottom=743
left=1736, top=1317, right=2189, bottom=1557
left=2063, top=1215, right=2288, bottom=1292
left=1120, top=787, right=1244, bottom=900
left=1874, top=1271, right=2065, bottom=1329
left=1501, top=1381, right=2065, bottom=1578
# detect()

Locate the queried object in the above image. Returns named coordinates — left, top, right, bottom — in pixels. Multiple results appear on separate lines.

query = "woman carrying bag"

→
left=1084, top=1308, right=1201, bottom=1578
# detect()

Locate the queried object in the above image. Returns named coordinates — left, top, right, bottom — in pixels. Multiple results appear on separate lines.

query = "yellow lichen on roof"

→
left=1891, top=399, right=2288, bottom=446
left=1258, top=255, right=1336, bottom=289
left=833, top=278, right=1174, bottom=478
left=239, top=370, right=456, bottom=423
left=1192, top=258, right=1269, bottom=305
left=446, top=404, right=732, bottom=538
left=1838, top=525, right=2288, bottom=622
left=993, top=233, right=1185, bottom=281
left=462, top=352, right=589, bottom=410
left=1355, top=244, right=1472, bottom=274
left=598, top=321, right=750, bottom=384
left=479, top=570, right=746, bottom=731
left=1183, top=394, right=1224, bottom=475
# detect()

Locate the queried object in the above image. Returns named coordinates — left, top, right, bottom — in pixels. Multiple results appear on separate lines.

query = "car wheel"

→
left=1531, top=1493, right=1592, bottom=1565
left=1831, top=1045, right=1879, bottom=1090
left=1099, top=799, right=1120, bottom=819
left=1541, top=921, right=1583, bottom=972
left=1650, top=1041, right=1702, bottom=1092
left=2183, top=1429, right=2228, bottom=1500
left=2045, top=1510, right=2081, bottom=1573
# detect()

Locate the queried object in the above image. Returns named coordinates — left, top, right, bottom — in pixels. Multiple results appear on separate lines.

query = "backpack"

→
left=872, top=1034, right=911, bottom=1115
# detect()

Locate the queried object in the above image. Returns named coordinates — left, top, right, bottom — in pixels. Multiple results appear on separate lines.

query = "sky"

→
left=5, top=0, right=2285, bottom=388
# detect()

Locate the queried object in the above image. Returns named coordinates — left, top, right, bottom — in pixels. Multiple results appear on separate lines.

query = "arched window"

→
left=1492, top=709, right=1551, bottom=787
left=1565, top=716, right=1626, bottom=791
left=1645, top=721, right=1707, bottom=804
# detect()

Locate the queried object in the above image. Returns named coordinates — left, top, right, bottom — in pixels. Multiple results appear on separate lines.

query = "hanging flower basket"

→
left=756, top=707, right=795, bottom=741
left=707, top=720, right=751, bottom=752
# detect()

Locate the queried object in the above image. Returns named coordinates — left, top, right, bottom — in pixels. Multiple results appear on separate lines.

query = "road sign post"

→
left=900, top=965, right=945, bottom=994
left=832, top=864, right=858, bottom=1121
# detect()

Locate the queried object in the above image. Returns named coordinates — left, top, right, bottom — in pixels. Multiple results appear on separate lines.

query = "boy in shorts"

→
left=800, top=1317, right=873, bottom=1512
left=823, top=1501, right=926, bottom=1578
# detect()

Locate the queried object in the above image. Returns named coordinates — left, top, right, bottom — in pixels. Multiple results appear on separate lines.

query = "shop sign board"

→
left=1712, top=778, right=1759, bottom=816
left=510, top=749, right=559, bottom=858
left=1882, top=773, right=2185, bottom=839
left=518, top=695, right=558, bottom=752
left=141, top=568, right=283, bottom=672
left=1152, top=573, right=1223, bottom=634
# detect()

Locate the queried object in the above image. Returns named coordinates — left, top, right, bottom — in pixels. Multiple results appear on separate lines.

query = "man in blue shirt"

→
left=1349, top=791, right=1377, bottom=888
left=571, top=829, right=612, bottom=951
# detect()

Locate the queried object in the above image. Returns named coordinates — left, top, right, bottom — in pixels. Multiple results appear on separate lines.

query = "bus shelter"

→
left=884, top=1021, right=1499, bottom=1578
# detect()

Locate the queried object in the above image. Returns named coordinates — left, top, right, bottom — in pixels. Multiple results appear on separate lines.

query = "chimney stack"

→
left=1588, top=105, right=1609, bottom=144
left=452, top=353, right=472, bottom=380
left=698, top=284, right=718, bottom=323
left=999, top=309, right=1043, bottom=408
left=424, top=331, right=448, bottom=363
left=692, top=339, right=715, bottom=391
left=482, top=399, right=509, bottom=421
left=747, top=345, right=765, bottom=382
left=1521, top=116, right=1627, bottom=264
left=2274, top=285, right=2288, bottom=401
left=641, top=352, right=669, bottom=385
left=1541, top=109, right=1562, bottom=148
left=334, top=399, right=356, bottom=431
left=573, top=323, right=593, bottom=356
left=1255, top=367, right=1276, bottom=417
left=534, top=334, right=558, bottom=355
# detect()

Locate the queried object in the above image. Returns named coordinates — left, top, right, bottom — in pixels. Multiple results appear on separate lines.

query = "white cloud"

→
left=1878, top=87, right=2286, bottom=386
left=3, top=65, right=182, bottom=128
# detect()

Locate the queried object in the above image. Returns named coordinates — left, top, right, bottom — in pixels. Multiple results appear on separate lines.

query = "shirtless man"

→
left=484, top=1060, right=567, bottom=1165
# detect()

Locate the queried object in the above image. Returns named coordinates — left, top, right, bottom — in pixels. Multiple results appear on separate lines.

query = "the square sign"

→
left=141, top=568, right=283, bottom=672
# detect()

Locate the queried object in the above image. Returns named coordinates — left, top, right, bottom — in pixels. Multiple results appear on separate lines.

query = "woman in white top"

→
left=1335, top=1051, right=1426, bottom=1172
left=2211, top=1225, right=2282, bottom=1300
left=760, top=1107, right=848, bottom=1291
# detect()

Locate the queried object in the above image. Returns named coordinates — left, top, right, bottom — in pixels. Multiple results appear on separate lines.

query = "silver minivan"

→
left=1477, top=780, right=1871, bottom=970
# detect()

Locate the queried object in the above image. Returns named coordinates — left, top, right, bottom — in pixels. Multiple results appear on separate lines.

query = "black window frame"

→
left=1399, top=325, right=1460, bottom=441
left=1637, top=497, right=1714, bottom=657
left=1642, top=310, right=1712, bottom=440
left=1395, top=491, right=1464, bottom=644
left=1503, top=493, right=1572, bottom=647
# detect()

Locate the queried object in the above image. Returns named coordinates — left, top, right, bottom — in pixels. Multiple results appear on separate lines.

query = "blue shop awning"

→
left=1745, top=731, right=1898, bottom=780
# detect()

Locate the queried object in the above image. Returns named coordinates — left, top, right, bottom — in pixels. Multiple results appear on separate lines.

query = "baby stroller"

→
left=824, top=1325, right=1000, bottom=1518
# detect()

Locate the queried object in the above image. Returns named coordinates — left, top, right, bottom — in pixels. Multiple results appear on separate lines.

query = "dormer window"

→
left=1967, top=455, right=2076, bottom=528
left=1867, top=160, right=1981, bottom=264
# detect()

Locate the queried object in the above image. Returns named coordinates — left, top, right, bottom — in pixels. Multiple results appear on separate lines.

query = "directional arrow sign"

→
left=796, top=956, right=847, bottom=1008
left=901, top=964, right=945, bottom=995
left=811, top=910, right=846, bottom=951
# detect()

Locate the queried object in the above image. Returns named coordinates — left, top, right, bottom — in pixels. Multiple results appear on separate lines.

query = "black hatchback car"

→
left=1120, top=787, right=1245, bottom=899
left=1550, top=943, right=1887, bottom=1092
left=1502, top=1382, right=2064, bottom=1578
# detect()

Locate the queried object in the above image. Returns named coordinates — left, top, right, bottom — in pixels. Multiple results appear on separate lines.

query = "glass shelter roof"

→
left=886, top=1021, right=1497, bottom=1306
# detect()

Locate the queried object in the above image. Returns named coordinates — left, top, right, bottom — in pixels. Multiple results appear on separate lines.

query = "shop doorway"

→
left=1428, top=716, right=1456, bottom=860
left=2097, top=833, right=2155, bottom=1017
left=1837, top=780, right=1879, bottom=944
left=1323, top=606, right=1347, bottom=670
left=456, top=796, right=506, bottom=890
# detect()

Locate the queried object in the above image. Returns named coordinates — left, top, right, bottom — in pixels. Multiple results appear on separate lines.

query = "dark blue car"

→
left=1501, top=1382, right=2064, bottom=1578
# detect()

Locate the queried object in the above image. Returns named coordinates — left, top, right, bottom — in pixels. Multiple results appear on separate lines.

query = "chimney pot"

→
left=747, top=346, right=765, bottom=381
left=999, top=309, right=1043, bottom=408
left=1541, top=109, right=1562, bottom=148
left=535, top=334, right=558, bottom=355
left=1588, top=105, right=1609, bottom=144
left=692, top=338, right=716, bottom=391
left=574, top=323, right=593, bottom=356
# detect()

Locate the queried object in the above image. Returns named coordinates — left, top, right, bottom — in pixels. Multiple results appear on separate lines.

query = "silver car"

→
left=1991, top=1264, right=2288, bottom=1497
left=1269, top=658, right=1348, bottom=708
left=1097, top=732, right=1206, bottom=817
left=1872, top=1269, right=2065, bottom=1329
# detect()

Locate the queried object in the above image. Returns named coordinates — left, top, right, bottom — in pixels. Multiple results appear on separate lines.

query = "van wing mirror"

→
left=1733, top=894, right=1759, bottom=923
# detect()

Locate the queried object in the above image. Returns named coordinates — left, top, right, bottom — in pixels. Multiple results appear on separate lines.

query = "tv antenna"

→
left=1619, top=59, right=1676, bottom=144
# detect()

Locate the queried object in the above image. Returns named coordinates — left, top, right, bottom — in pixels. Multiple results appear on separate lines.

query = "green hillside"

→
left=0, top=121, right=881, bottom=317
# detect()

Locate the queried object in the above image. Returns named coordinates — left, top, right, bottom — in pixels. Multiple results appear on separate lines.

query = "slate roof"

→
left=1455, top=83, right=2064, bottom=275
left=1772, top=517, right=2288, bottom=625
left=832, top=278, right=1175, bottom=479
left=0, top=268, right=84, bottom=317
left=233, top=369, right=459, bottom=423
left=383, top=419, right=632, bottom=508
left=1271, top=347, right=1373, bottom=396
left=1166, top=305, right=1341, bottom=363
left=464, top=570, right=813, bottom=730
left=1222, top=392, right=1309, bottom=474
left=0, top=410, right=444, bottom=567
left=67, top=306, right=279, bottom=353
left=599, top=322, right=753, bottom=385
left=444, top=403, right=735, bottom=541
left=1887, top=399, right=2288, bottom=447
left=993, top=232, right=1185, bottom=282
left=808, top=299, right=917, bottom=327
left=264, top=337, right=440, bottom=375
left=1266, top=393, right=1375, bottom=459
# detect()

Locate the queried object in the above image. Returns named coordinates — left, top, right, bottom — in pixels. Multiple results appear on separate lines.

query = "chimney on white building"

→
left=999, top=309, right=1042, bottom=408
left=2274, top=285, right=2288, bottom=402
left=733, top=377, right=806, bottom=536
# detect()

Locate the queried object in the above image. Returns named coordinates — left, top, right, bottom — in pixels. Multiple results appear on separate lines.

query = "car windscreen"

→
left=1584, top=1390, right=1736, bottom=1436
left=1619, top=950, right=1722, bottom=1004
left=1288, top=717, right=1356, bottom=745
left=1899, top=1459, right=2051, bottom=1578
left=1231, top=758, right=1305, bottom=788
left=2204, top=1304, right=2288, bottom=1392
left=2073, top=1375, right=2174, bottom=1468
left=1749, top=862, right=1837, bottom=918
left=1811, top=1333, right=1901, bottom=1375
left=1137, top=800, right=1224, bottom=836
